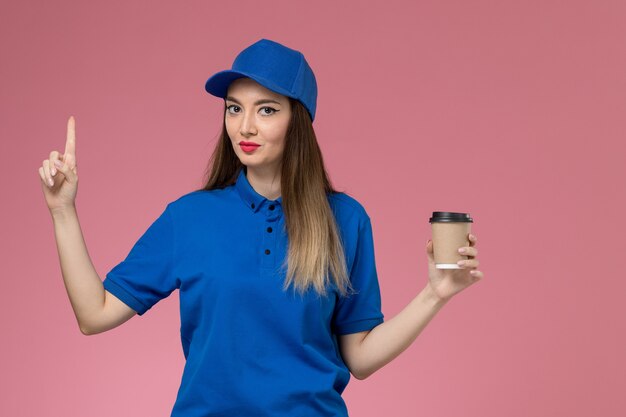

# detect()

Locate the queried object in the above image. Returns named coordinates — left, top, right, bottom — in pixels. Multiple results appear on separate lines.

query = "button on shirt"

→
left=103, top=168, right=385, bottom=417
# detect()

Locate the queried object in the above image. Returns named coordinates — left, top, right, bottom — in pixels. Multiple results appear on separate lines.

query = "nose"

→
left=239, top=110, right=257, bottom=136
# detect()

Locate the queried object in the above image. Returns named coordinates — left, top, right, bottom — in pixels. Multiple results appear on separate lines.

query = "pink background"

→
left=2, top=0, right=625, bottom=416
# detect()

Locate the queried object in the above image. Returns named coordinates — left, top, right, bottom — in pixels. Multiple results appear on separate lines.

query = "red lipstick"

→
left=239, top=141, right=260, bottom=153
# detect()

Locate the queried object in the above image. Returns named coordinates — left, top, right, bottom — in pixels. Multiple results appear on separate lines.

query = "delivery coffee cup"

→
left=429, top=212, right=473, bottom=269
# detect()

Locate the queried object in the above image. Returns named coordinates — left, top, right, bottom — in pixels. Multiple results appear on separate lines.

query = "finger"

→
left=458, top=247, right=478, bottom=258
left=65, top=152, right=77, bottom=172
left=53, top=157, right=68, bottom=181
left=38, top=166, right=48, bottom=186
left=469, top=233, right=477, bottom=245
left=49, top=150, right=61, bottom=176
left=42, top=159, right=54, bottom=187
left=458, top=259, right=479, bottom=268
left=55, top=153, right=72, bottom=182
left=426, top=239, right=435, bottom=261
left=63, top=153, right=78, bottom=183
left=470, top=269, right=483, bottom=279
left=65, top=115, right=76, bottom=161
left=458, top=246, right=478, bottom=256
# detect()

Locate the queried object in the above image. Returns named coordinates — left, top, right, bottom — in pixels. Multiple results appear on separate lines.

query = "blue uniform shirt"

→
left=103, top=167, right=385, bottom=416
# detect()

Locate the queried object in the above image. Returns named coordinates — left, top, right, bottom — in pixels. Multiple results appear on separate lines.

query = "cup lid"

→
left=429, top=212, right=473, bottom=223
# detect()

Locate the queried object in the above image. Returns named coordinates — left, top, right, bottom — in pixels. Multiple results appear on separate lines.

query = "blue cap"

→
left=204, top=38, right=318, bottom=122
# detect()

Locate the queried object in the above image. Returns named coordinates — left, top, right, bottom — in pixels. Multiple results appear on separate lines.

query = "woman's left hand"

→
left=426, top=233, right=483, bottom=302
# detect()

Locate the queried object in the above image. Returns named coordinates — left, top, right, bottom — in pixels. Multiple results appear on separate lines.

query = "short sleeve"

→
left=332, top=214, right=384, bottom=335
left=103, top=203, right=178, bottom=316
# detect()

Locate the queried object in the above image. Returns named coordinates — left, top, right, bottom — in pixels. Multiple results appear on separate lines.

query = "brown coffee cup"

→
left=429, top=212, right=473, bottom=269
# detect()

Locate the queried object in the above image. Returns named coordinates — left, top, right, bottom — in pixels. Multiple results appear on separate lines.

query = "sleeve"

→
left=331, top=214, right=385, bottom=335
left=102, top=203, right=178, bottom=316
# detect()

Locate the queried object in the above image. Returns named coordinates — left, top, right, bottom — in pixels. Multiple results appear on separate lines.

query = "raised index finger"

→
left=65, top=115, right=76, bottom=159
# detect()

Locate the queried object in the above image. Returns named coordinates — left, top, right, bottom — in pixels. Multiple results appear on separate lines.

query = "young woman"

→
left=39, top=38, right=482, bottom=417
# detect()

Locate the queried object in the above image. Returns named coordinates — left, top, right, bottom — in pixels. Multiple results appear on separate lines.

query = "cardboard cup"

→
left=429, top=212, right=473, bottom=269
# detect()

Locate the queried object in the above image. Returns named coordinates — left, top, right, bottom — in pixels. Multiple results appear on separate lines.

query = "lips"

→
left=239, top=141, right=260, bottom=146
left=240, top=143, right=260, bottom=152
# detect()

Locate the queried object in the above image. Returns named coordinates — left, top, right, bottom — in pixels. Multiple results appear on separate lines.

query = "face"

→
left=225, top=77, right=292, bottom=173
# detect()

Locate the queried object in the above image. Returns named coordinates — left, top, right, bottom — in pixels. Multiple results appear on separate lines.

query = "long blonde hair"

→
left=198, top=98, right=356, bottom=299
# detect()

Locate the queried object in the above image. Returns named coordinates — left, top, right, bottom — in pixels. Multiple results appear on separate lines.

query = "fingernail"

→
left=458, top=248, right=466, bottom=253
left=54, top=160, right=63, bottom=168
left=51, top=168, right=56, bottom=175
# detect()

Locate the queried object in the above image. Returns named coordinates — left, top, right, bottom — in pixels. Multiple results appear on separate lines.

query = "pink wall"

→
left=2, top=0, right=625, bottom=415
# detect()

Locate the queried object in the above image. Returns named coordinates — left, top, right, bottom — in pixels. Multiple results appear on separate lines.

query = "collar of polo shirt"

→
left=234, top=168, right=283, bottom=213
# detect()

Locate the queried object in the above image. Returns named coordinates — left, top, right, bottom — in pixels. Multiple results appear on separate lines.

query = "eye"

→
left=225, top=104, right=279, bottom=116
left=225, top=104, right=240, bottom=114
left=260, top=106, right=278, bottom=116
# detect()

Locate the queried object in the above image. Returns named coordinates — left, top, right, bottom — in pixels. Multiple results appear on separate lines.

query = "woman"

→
left=39, top=38, right=482, bottom=417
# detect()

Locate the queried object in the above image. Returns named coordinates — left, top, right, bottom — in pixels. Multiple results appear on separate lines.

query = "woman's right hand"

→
left=38, top=116, right=79, bottom=214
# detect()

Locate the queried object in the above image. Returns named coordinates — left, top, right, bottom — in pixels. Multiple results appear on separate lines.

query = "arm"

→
left=52, top=206, right=136, bottom=335
left=339, top=283, right=448, bottom=380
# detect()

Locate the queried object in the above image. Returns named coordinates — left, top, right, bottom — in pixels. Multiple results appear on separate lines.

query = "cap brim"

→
left=204, top=70, right=294, bottom=100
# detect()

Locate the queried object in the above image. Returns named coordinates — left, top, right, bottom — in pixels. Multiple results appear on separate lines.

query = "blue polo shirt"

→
left=103, top=167, right=385, bottom=417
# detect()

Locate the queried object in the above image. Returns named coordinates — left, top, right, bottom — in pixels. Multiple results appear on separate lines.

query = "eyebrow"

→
left=225, top=96, right=282, bottom=106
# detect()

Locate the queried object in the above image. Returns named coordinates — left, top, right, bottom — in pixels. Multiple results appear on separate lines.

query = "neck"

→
left=245, top=165, right=282, bottom=200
